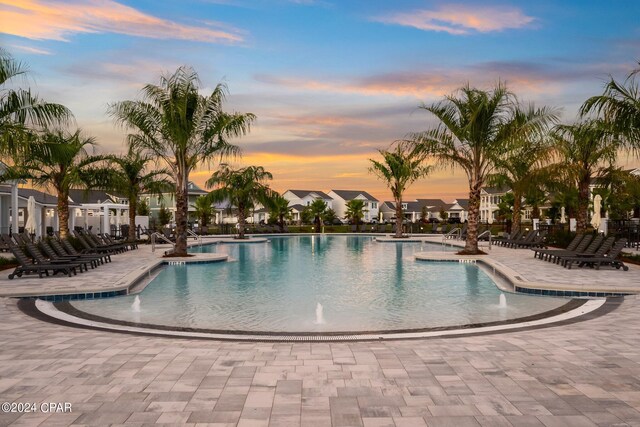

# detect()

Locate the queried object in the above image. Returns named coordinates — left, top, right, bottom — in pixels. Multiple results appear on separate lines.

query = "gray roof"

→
left=330, top=190, right=378, bottom=201
left=453, top=199, right=469, bottom=209
left=482, top=187, right=510, bottom=195
left=0, top=185, right=78, bottom=206
left=289, top=204, right=306, bottom=212
left=286, top=190, right=332, bottom=200
left=416, top=198, right=447, bottom=207
left=187, top=181, right=208, bottom=195
left=68, top=189, right=122, bottom=204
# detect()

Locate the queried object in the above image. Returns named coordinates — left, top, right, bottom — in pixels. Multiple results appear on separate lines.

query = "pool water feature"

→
left=70, top=235, right=569, bottom=333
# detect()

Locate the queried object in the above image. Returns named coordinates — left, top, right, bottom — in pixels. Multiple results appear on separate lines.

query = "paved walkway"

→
left=1, top=235, right=640, bottom=426
left=1, top=295, right=640, bottom=426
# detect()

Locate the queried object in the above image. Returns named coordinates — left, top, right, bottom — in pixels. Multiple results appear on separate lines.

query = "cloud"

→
left=375, top=4, right=535, bottom=35
left=9, top=44, right=51, bottom=55
left=255, top=60, right=629, bottom=101
left=0, top=0, right=243, bottom=43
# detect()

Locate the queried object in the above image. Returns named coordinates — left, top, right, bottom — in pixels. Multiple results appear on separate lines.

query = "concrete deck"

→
left=1, top=235, right=640, bottom=426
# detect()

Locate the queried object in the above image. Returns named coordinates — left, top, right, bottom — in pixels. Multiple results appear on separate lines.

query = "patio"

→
left=0, top=236, right=639, bottom=426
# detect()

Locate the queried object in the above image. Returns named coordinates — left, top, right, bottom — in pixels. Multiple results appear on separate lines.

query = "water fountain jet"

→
left=315, top=302, right=325, bottom=324
left=132, top=295, right=141, bottom=312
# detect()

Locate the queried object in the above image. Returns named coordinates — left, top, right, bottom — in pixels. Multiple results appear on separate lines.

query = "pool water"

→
left=71, top=235, right=568, bottom=332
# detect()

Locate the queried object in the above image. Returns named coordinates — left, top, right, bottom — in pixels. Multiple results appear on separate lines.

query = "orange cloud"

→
left=376, top=4, right=535, bottom=35
left=0, top=0, right=243, bottom=43
left=8, top=44, right=51, bottom=55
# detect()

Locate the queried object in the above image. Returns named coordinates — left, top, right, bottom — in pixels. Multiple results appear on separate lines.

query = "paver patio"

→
left=0, top=235, right=639, bottom=426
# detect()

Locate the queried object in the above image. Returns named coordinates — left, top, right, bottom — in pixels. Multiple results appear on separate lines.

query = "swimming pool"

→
left=68, top=235, right=570, bottom=333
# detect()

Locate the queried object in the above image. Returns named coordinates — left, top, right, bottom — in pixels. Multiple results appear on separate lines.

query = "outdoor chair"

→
left=532, top=234, right=584, bottom=260
left=24, top=241, right=85, bottom=273
left=62, top=238, right=112, bottom=263
left=7, top=243, right=77, bottom=279
left=39, top=240, right=97, bottom=270
left=72, top=231, right=118, bottom=254
left=513, top=230, right=548, bottom=249
left=81, top=231, right=127, bottom=253
left=552, top=234, right=604, bottom=264
left=495, top=229, right=521, bottom=247
left=538, top=234, right=593, bottom=263
left=50, top=238, right=106, bottom=265
left=561, top=236, right=616, bottom=269
left=567, top=238, right=629, bottom=271
left=504, top=229, right=536, bottom=248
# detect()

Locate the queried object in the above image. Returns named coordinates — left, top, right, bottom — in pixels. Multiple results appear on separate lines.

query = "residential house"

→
left=143, top=181, right=208, bottom=223
left=446, top=199, right=469, bottom=222
left=328, top=190, right=379, bottom=223
left=380, top=198, right=447, bottom=222
left=480, top=187, right=510, bottom=223
left=283, top=190, right=333, bottom=210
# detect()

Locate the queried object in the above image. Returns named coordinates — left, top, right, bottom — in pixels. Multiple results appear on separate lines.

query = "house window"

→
left=371, top=202, right=377, bottom=209
left=306, top=201, right=310, bottom=206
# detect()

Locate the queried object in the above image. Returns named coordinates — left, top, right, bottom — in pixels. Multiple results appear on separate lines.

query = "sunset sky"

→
left=2, top=0, right=640, bottom=202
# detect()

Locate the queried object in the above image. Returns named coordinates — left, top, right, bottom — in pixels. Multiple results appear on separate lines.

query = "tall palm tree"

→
left=411, top=84, right=556, bottom=254
left=487, top=106, right=556, bottom=229
left=109, top=66, right=255, bottom=256
left=581, top=64, right=640, bottom=149
left=345, top=199, right=367, bottom=231
left=206, top=165, right=273, bottom=239
left=369, top=140, right=431, bottom=238
left=92, top=149, right=172, bottom=241
left=552, top=119, right=620, bottom=233
left=268, top=194, right=292, bottom=232
left=0, top=49, right=71, bottom=156
left=193, top=195, right=213, bottom=230
left=309, top=198, right=328, bottom=232
left=4, top=129, right=100, bottom=239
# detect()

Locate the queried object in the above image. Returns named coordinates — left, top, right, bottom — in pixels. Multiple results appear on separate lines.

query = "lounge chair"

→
left=495, top=229, right=521, bottom=247
left=561, top=236, right=616, bottom=269
left=553, top=234, right=604, bottom=264
left=39, top=240, right=97, bottom=270
left=72, top=231, right=119, bottom=254
left=7, top=243, right=77, bottom=279
left=50, top=238, right=105, bottom=265
left=533, top=234, right=584, bottom=260
left=85, top=231, right=127, bottom=252
left=514, top=230, right=548, bottom=249
left=62, top=238, right=112, bottom=263
left=24, top=241, right=84, bottom=273
left=570, top=238, right=629, bottom=270
left=504, top=229, right=536, bottom=248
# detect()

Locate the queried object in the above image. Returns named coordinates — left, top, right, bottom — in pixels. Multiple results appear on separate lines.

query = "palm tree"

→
left=552, top=119, right=620, bottom=233
left=309, top=198, right=328, bottom=232
left=4, top=129, right=100, bottom=239
left=93, top=150, right=172, bottom=241
left=109, top=66, right=256, bottom=256
left=369, top=140, right=431, bottom=238
left=581, top=64, right=640, bottom=149
left=0, top=49, right=71, bottom=156
left=345, top=199, right=367, bottom=231
left=206, top=165, right=273, bottom=239
left=411, top=84, right=557, bottom=254
left=487, top=108, right=556, bottom=229
left=268, top=194, right=292, bottom=232
left=193, top=195, right=213, bottom=231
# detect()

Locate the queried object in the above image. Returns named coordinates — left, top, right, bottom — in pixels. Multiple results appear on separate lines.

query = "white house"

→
left=380, top=198, right=446, bottom=222
left=282, top=190, right=333, bottom=210
left=447, top=199, right=469, bottom=222
left=328, top=190, right=379, bottom=223
left=142, top=181, right=208, bottom=223
left=480, top=187, right=510, bottom=223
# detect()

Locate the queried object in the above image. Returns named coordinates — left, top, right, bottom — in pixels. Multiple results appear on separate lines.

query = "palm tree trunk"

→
left=395, top=198, right=403, bottom=238
left=128, top=196, right=137, bottom=241
left=238, top=205, right=246, bottom=239
left=512, top=192, right=522, bottom=230
left=57, top=192, right=69, bottom=239
left=174, top=179, right=189, bottom=256
left=278, top=214, right=285, bottom=232
left=464, top=179, right=482, bottom=254
left=576, top=178, right=590, bottom=234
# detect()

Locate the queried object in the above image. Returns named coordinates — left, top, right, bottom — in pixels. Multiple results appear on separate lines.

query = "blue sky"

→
left=2, top=0, right=639, bottom=200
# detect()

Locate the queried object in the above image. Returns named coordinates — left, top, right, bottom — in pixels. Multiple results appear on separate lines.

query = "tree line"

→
left=2, top=47, right=639, bottom=256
